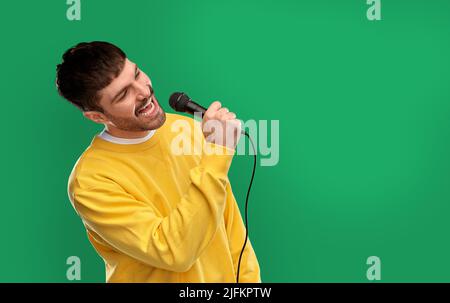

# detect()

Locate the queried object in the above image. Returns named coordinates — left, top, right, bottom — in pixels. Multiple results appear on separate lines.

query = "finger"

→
left=216, top=108, right=230, bottom=119
left=220, top=113, right=236, bottom=121
left=224, top=112, right=236, bottom=119
left=204, top=103, right=221, bottom=120
left=227, top=119, right=241, bottom=128
left=205, top=101, right=222, bottom=118
left=223, top=119, right=240, bottom=131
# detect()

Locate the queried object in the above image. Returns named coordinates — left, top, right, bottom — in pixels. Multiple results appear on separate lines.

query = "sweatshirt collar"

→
left=98, top=129, right=156, bottom=145
left=92, top=128, right=160, bottom=152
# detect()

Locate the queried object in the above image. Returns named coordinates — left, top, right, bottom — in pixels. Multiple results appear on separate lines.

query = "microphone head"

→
left=169, top=92, right=191, bottom=112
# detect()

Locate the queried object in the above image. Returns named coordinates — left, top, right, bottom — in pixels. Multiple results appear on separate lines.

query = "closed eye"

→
left=118, top=68, right=141, bottom=102
left=117, top=89, right=127, bottom=101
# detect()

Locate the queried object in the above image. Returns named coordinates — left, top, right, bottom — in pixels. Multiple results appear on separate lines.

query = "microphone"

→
left=169, top=92, right=247, bottom=135
left=169, top=92, right=207, bottom=115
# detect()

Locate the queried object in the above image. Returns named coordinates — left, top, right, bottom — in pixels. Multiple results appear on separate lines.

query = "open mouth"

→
left=135, top=98, right=156, bottom=117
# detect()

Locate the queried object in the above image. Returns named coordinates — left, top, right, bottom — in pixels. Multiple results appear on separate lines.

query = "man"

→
left=56, top=41, right=261, bottom=282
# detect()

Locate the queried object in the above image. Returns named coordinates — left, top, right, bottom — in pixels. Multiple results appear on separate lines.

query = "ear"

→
left=83, top=111, right=109, bottom=124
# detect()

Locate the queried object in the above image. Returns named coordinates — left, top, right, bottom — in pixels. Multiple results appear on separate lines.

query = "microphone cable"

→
left=236, top=131, right=257, bottom=283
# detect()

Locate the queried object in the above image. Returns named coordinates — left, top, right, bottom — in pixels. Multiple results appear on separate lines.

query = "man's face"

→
left=92, top=58, right=166, bottom=132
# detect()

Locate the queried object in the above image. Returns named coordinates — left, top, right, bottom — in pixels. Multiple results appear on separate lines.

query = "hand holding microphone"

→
left=202, top=101, right=242, bottom=150
left=169, top=93, right=242, bottom=150
left=169, top=91, right=255, bottom=283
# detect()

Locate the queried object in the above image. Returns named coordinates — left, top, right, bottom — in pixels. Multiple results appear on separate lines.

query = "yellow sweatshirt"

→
left=68, top=113, right=261, bottom=283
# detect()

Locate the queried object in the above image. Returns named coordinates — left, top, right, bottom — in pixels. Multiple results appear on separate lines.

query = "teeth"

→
left=137, top=100, right=155, bottom=116
left=137, top=99, right=152, bottom=114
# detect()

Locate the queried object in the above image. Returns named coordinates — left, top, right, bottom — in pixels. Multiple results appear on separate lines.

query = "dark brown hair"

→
left=56, top=41, right=126, bottom=112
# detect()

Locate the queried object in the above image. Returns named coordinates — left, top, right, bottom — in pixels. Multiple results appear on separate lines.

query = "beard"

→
left=103, top=106, right=166, bottom=132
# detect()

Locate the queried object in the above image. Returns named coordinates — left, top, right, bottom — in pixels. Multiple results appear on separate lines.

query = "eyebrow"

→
left=111, top=64, right=138, bottom=104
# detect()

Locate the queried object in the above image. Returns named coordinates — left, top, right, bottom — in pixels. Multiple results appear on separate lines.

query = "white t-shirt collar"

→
left=98, top=129, right=156, bottom=145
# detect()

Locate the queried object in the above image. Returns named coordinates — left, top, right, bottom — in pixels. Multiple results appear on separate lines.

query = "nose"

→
left=134, top=81, right=150, bottom=100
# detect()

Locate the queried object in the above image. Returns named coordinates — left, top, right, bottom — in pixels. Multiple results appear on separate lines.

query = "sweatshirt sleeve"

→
left=224, top=183, right=261, bottom=282
left=70, top=142, right=235, bottom=273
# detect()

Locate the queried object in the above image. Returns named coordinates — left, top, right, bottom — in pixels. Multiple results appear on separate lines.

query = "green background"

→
left=1, top=0, right=449, bottom=282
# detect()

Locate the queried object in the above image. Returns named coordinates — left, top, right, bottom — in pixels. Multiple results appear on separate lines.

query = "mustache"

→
left=136, top=86, right=154, bottom=111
